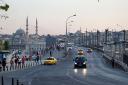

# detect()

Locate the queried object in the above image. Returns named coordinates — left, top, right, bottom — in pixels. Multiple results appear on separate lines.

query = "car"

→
left=87, top=48, right=92, bottom=53
left=66, top=43, right=74, bottom=51
left=73, top=56, right=87, bottom=68
left=77, top=49, right=84, bottom=55
left=43, top=57, right=57, bottom=65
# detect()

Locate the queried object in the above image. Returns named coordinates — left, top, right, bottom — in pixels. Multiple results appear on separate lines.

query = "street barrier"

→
left=1, top=76, right=24, bottom=85
left=0, top=60, right=42, bottom=72
left=16, top=80, right=19, bottom=85
left=1, top=76, right=4, bottom=85
left=12, top=78, right=14, bottom=85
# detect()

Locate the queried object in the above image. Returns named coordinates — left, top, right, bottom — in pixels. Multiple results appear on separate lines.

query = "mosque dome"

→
left=15, top=28, right=26, bottom=35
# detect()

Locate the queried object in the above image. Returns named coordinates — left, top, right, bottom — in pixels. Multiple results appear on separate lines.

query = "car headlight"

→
left=83, top=62, right=86, bottom=64
left=74, top=62, right=77, bottom=64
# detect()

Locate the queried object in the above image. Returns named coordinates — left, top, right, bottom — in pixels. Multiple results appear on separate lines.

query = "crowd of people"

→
left=0, top=54, right=41, bottom=72
left=0, top=45, right=63, bottom=72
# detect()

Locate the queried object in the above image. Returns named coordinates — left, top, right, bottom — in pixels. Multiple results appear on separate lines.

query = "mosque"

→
left=11, top=17, right=46, bottom=55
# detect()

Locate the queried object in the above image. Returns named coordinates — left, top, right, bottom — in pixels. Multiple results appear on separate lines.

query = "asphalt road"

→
left=1, top=47, right=128, bottom=85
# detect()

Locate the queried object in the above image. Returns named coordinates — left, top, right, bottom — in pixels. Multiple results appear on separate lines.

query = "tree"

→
left=4, top=41, right=9, bottom=50
left=0, top=40, right=4, bottom=50
left=0, top=3, right=9, bottom=11
left=0, top=0, right=9, bottom=11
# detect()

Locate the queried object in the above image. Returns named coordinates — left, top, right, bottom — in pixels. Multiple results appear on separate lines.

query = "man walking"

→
left=2, top=58, right=6, bottom=71
left=10, top=57, right=14, bottom=70
left=50, top=51, right=52, bottom=56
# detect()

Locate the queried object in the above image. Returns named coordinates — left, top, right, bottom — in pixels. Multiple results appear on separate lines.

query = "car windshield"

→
left=78, top=50, right=83, bottom=52
left=47, top=58, right=54, bottom=60
left=75, top=57, right=87, bottom=62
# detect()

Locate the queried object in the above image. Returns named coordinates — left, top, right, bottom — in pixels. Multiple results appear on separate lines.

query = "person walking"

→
left=22, top=56, right=25, bottom=68
left=0, top=61, right=2, bottom=71
left=10, top=58, right=14, bottom=70
left=29, top=55, right=32, bottom=66
left=18, top=57, right=21, bottom=69
left=14, top=57, right=18, bottom=69
left=2, top=58, right=6, bottom=71
left=36, top=55, right=39, bottom=65
left=50, top=50, right=52, bottom=57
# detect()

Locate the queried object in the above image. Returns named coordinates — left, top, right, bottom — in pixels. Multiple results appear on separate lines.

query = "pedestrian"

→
left=10, top=58, right=14, bottom=70
left=2, top=58, right=6, bottom=71
left=36, top=55, right=39, bottom=65
left=29, top=55, right=33, bottom=66
left=0, top=61, right=2, bottom=71
left=14, top=57, right=18, bottom=69
left=50, top=51, right=52, bottom=56
left=18, top=57, right=21, bottom=69
left=22, top=56, right=25, bottom=68
left=112, top=58, right=114, bottom=68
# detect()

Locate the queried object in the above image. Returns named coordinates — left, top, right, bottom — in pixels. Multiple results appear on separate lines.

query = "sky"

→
left=0, top=0, right=128, bottom=35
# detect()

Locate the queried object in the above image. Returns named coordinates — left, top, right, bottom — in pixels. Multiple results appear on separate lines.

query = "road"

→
left=0, top=47, right=128, bottom=85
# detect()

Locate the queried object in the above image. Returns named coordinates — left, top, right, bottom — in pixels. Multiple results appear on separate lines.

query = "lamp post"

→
left=66, top=15, right=76, bottom=36
left=65, top=14, right=76, bottom=56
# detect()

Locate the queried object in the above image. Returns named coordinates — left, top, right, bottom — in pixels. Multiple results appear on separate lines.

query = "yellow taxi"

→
left=77, top=49, right=84, bottom=55
left=43, top=57, right=57, bottom=65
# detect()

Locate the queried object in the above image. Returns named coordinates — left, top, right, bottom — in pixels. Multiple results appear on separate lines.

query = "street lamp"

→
left=66, top=14, right=76, bottom=36
left=65, top=14, right=76, bottom=56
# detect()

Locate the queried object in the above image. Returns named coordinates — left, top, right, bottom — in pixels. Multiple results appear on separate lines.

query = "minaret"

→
left=26, top=16, right=28, bottom=35
left=36, top=18, right=38, bottom=35
left=80, top=27, right=81, bottom=32
left=26, top=16, right=29, bottom=55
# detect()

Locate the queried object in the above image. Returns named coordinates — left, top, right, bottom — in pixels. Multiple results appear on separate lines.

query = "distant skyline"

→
left=0, top=0, right=128, bottom=35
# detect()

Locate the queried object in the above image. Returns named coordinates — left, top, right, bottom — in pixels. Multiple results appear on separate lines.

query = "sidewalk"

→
left=92, top=51, right=128, bottom=82
left=0, top=49, right=65, bottom=73
left=89, top=47, right=128, bottom=71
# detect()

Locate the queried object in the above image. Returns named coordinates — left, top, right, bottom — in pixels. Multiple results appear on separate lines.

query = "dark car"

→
left=74, top=56, right=87, bottom=68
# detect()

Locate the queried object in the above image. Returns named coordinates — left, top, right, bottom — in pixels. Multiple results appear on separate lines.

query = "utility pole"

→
left=97, top=30, right=100, bottom=47
left=65, top=14, right=76, bottom=56
left=85, top=28, right=87, bottom=47
left=105, top=29, right=108, bottom=44
left=123, top=30, right=126, bottom=55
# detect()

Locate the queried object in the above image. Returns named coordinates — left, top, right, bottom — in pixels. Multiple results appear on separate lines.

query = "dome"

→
left=15, top=28, right=25, bottom=35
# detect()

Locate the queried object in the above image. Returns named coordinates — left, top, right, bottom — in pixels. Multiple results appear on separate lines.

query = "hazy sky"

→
left=0, top=0, right=128, bottom=35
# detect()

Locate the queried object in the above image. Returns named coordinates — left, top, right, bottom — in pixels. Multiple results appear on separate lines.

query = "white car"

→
left=67, top=46, right=72, bottom=51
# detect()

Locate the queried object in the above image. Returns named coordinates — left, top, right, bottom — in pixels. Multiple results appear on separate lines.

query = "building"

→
left=28, top=34, right=46, bottom=55
left=10, top=17, right=46, bottom=56
left=45, top=34, right=57, bottom=48
left=25, top=18, right=46, bottom=55
left=11, top=28, right=26, bottom=50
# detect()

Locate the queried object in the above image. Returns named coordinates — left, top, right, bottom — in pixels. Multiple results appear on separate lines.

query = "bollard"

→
left=17, top=80, right=19, bottom=85
left=1, top=76, right=4, bottom=85
left=12, top=78, right=14, bottom=85
left=31, top=62, right=32, bottom=67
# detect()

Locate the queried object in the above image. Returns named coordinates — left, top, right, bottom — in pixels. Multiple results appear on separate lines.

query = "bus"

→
left=0, top=50, right=10, bottom=61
